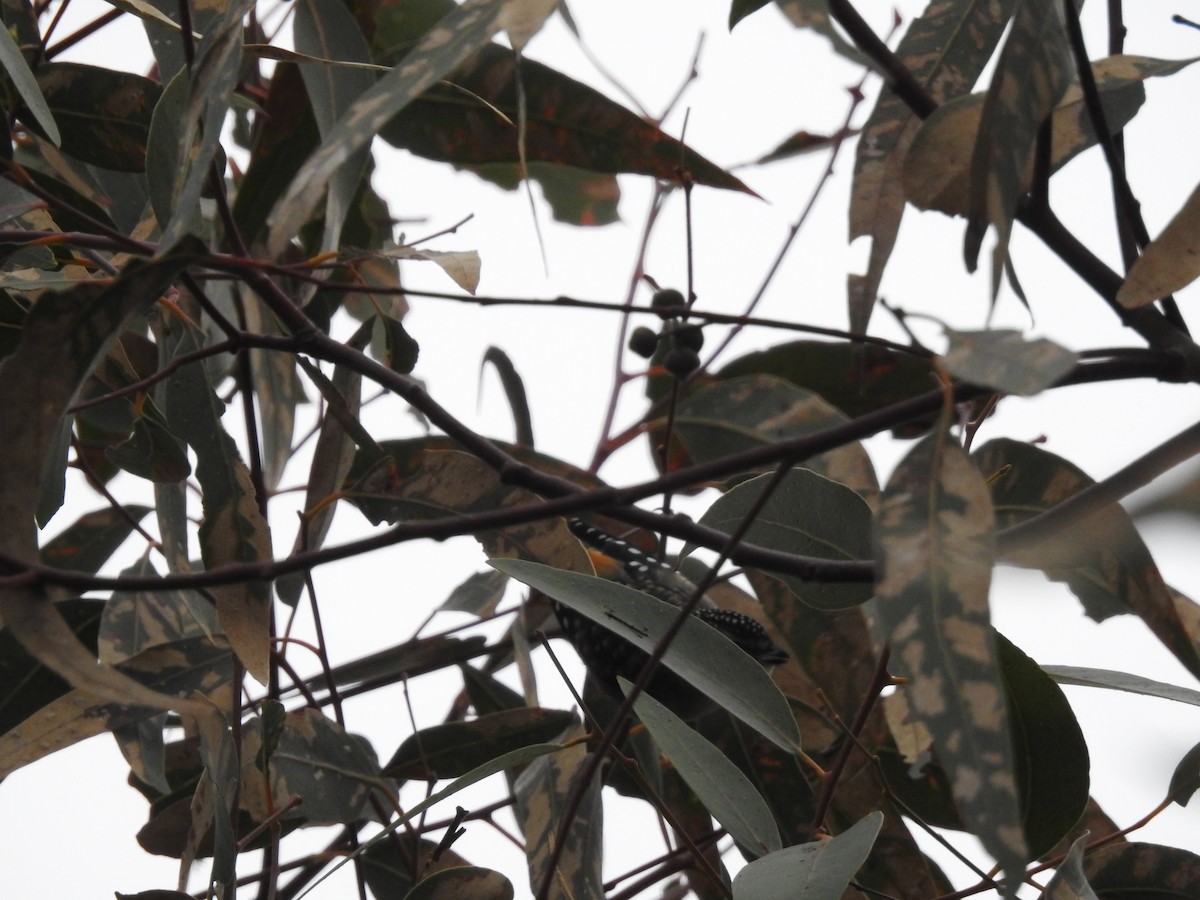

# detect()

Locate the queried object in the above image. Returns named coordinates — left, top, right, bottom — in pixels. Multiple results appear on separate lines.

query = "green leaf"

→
left=383, top=707, right=576, bottom=780
left=39, top=505, right=151, bottom=574
left=482, top=346, right=533, bottom=447
left=731, top=812, right=883, bottom=900
left=380, top=313, right=420, bottom=374
left=1041, top=665, right=1200, bottom=707
left=729, top=0, right=771, bottom=29
left=493, top=558, right=800, bottom=752
left=1168, top=741, right=1200, bottom=806
left=242, top=707, right=386, bottom=826
left=848, top=0, right=1017, bottom=330
left=995, top=632, right=1089, bottom=857
left=977, top=438, right=1200, bottom=681
left=0, top=24, right=58, bottom=145
left=941, top=328, right=1079, bottom=396
left=306, top=634, right=489, bottom=695
left=873, top=431, right=1027, bottom=886
left=440, top=569, right=510, bottom=616
left=32, top=63, right=159, bottom=170
left=106, top=412, right=192, bottom=483
left=629, top=681, right=783, bottom=857
left=690, top=467, right=874, bottom=610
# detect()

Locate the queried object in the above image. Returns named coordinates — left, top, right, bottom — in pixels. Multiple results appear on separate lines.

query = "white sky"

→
left=3, top=0, right=1200, bottom=897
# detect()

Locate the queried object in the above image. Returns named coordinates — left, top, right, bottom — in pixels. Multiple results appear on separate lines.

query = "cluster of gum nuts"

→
left=627, top=288, right=705, bottom=378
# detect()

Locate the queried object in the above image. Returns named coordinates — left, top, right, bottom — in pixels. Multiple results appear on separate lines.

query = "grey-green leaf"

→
left=628, top=680, right=782, bottom=856
left=492, top=559, right=800, bottom=752
left=731, top=811, right=883, bottom=900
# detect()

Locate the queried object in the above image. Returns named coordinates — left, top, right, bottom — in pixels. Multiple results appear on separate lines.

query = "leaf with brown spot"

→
left=873, top=431, right=1027, bottom=887
left=380, top=43, right=754, bottom=198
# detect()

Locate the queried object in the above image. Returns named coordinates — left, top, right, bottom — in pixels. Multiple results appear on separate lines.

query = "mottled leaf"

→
left=941, top=328, right=1079, bottom=396
left=907, top=56, right=1195, bottom=219
left=267, top=0, right=515, bottom=257
left=1119, top=178, right=1200, bottom=307
left=669, top=373, right=878, bottom=498
left=630, top=681, right=782, bottom=856
left=849, top=0, right=1017, bottom=331
left=0, top=243, right=210, bottom=717
left=731, top=812, right=883, bottom=900
left=512, top=720, right=603, bottom=900
left=383, top=707, right=575, bottom=780
left=277, top=323, right=370, bottom=606
left=965, top=0, right=1074, bottom=294
left=689, top=467, right=874, bottom=609
left=718, top=340, right=938, bottom=436
left=243, top=299, right=307, bottom=492
left=977, top=438, right=1200, bottom=681
left=0, top=597, right=103, bottom=736
left=241, top=707, right=387, bottom=825
left=0, top=636, right=233, bottom=779
left=494, top=559, right=800, bottom=752
left=147, top=5, right=243, bottom=244
left=1083, top=843, right=1200, bottom=896
left=100, top=555, right=219, bottom=663
left=307, top=634, right=489, bottom=695
left=873, top=431, right=1027, bottom=885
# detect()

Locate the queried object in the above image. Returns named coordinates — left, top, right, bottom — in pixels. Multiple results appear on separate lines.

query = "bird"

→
left=551, top=517, right=789, bottom=720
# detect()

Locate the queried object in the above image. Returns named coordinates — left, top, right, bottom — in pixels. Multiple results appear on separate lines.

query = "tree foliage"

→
left=1, top=0, right=1199, bottom=898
